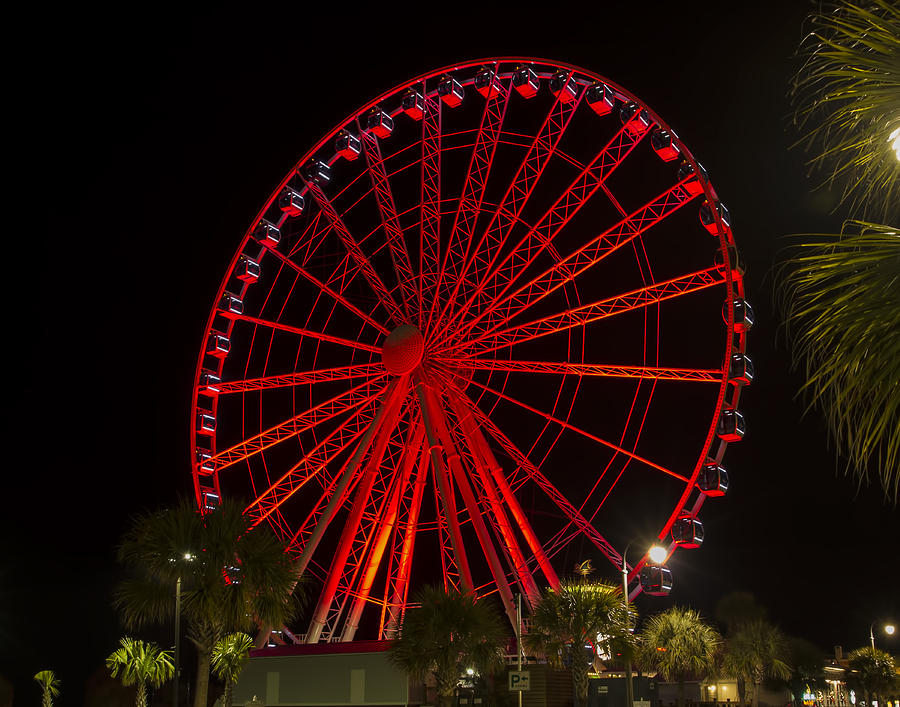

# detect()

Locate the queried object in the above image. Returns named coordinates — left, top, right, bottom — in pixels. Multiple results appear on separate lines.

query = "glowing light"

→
left=648, top=545, right=668, bottom=564
left=465, top=668, right=475, bottom=676
left=886, top=624, right=896, bottom=635
left=890, top=126, right=900, bottom=161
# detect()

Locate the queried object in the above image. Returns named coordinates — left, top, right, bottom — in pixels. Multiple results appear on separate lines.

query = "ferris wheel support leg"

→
left=340, top=421, right=426, bottom=642
left=447, top=392, right=542, bottom=608
left=415, top=373, right=475, bottom=593
left=382, top=446, right=430, bottom=639
left=292, top=378, right=405, bottom=581
left=306, top=382, right=406, bottom=643
left=455, top=394, right=561, bottom=591
left=418, top=376, right=518, bottom=628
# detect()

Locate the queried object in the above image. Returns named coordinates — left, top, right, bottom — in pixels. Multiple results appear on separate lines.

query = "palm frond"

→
left=790, top=0, right=900, bottom=222
left=776, top=220, right=900, bottom=501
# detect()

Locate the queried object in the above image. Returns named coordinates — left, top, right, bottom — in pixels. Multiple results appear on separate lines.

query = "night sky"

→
left=7, top=4, right=898, bottom=705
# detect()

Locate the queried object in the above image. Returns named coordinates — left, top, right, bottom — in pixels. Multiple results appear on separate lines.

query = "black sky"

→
left=8, top=3, right=899, bottom=705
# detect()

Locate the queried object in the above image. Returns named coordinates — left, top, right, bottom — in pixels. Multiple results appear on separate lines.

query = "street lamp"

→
left=622, top=543, right=669, bottom=707
left=173, top=552, right=195, bottom=707
left=869, top=622, right=896, bottom=649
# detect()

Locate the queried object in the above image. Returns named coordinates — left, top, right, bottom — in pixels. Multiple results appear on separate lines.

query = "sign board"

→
left=508, top=671, right=531, bottom=691
left=598, top=686, right=609, bottom=694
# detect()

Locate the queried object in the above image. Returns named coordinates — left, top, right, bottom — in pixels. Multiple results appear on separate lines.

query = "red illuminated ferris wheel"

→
left=190, top=59, right=752, bottom=644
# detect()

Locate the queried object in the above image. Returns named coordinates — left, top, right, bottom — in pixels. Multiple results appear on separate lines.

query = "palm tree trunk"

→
left=194, top=649, right=212, bottom=707
left=750, top=682, right=759, bottom=707
left=136, top=681, right=148, bottom=707
left=572, top=661, right=589, bottom=707
left=224, top=680, right=233, bottom=707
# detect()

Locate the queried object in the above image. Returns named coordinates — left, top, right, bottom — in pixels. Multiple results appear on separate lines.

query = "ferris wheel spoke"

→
left=446, top=358, right=723, bottom=383
left=466, top=177, right=702, bottom=341
left=265, top=246, right=390, bottom=336
left=454, top=266, right=726, bottom=358
left=358, top=127, right=417, bottom=323
left=382, top=444, right=430, bottom=639
left=416, top=375, right=476, bottom=593
left=221, top=311, right=382, bottom=354
left=208, top=363, right=383, bottom=395
left=209, top=376, right=387, bottom=473
left=428, top=65, right=513, bottom=335
left=447, top=391, right=550, bottom=605
left=303, top=179, right=404, bottom=326
left=342, top=419, right=425, bottom=642
left=443, top=117, right=648, bottom=346
left=306, top=396, right=409, bottom=643
left=461, top=375, right=688, bottom=483
left=460, top=393, right=625, bottom=570
left=246, top=396, right=381, bottom=528
left=292, top=377, right=408, bottom=587
left=442, top=77, right=582, bottom=340
left=418, top=90, right=443, bottom=332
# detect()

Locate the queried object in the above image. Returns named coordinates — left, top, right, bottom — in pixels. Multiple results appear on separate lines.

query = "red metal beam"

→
left=437, top=359, right=722, bottom=383
left=359, top=126, right=417, bottom=323
left=208, top=362, right=383, bottom=395
left=303, top=179, right=404, bottom=326
left=208, top=376, right=386, bottom=473
left=457, top=266, right=727, bottom=358
left=220, top=311, right=381, bottom=354
left=419, top=90, right=442, bottom=330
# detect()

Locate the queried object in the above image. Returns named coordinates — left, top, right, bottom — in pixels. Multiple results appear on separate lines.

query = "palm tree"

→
left=33, top=670, right=60, bottom=707
left=790, top=0, right=899, bottom=222
left=212, top=632, right=255, bottom=707
left=781, top=0, right=900, bottom=503
left=636, top=607, right=721, bottom=707
left=114, top=498, right=300, bottom=707
left=847, top=646, right=897, bottom=707
left=526, top=580, right=631, bottom=707
left=722, top=620, right=791, bottom=707
left=389, top=585, right=507, bottom=707
left=106, top=637, right=174, bottom=707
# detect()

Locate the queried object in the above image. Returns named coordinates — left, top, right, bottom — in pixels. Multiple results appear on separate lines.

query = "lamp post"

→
left=621, top=544, right=668, bottom=707
left=869, top=622, right=896, bottom=649
left=173, top=552, right=194, bottom=707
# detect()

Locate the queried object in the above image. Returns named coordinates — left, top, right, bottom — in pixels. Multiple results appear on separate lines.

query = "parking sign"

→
left=508, top=671, right=531, bottom=691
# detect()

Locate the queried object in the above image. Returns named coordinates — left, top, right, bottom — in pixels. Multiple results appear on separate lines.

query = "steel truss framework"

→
left=191, top=58, right=750, bottom=644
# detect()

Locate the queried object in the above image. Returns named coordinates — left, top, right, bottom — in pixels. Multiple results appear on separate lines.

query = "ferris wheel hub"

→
left=381, top=324, right=425, bottom=375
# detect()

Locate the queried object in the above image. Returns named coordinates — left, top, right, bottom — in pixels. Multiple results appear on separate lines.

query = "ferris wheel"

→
left=190, top=58, right=752, bottom=644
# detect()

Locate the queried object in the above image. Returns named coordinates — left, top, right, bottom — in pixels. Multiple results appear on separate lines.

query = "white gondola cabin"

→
left=474, top=68, right=502, bottom=99
left=715, top=244, right=744, bottom=278
left=206, top=331, right=230, bottom=358
left=650, top=129, right=681, bottom=162
left=335, top=132, right=361, bottom=161
left=196, top=446, right=215, bottom=472
left=197, top=412, right=216, bottom=434
left=304, top=160, right=332, bottom=185
left=729, top=354, right=754, bottom=386
left=586, top=83, right=615, bottom=116
left=640, top=565, right=673, bottom=596
left=278, top=187, right=305, bottom=217
left=620, top=102, right=652, bottom=136
left=402, top=90, right=425, bottom=120
left=677, top=161, right=709, bottom=196
left=253, top=220, right=281, bottom=247
left=220, top=291, right=243, bottom=316
left=438, top=76, right=464, bottom=107
left=550, top=71, right=578, bottom=103
left=200, top=370, right=221, bottom=394
left=237, top=255, right=260, bottom=283
left=512, top=67, right=539, bottom=98
left=700, top=200, right=731, bottom=235
left=698, top=463, right=729, bottom=497
left=367, top=109, right=394, bottom=138
left=671, top=516, right=704, bottom=548
left=717, top=409, right=746, bottom=442
left=201, top=489, right=220, bottom=511
left=723, top=299, right=754, bottom=333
